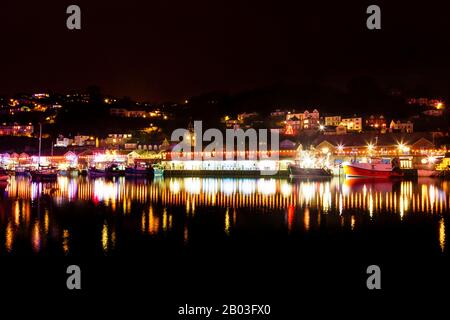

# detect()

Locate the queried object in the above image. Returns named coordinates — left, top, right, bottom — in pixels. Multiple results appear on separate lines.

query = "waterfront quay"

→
left=1, top=133, right=450, bottom=179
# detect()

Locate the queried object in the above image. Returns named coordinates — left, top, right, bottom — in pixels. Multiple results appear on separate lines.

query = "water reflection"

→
left=440, top=218, right=446, bottom=252
left=0, top=176, right=449, bottom=255
left=3, top=177, right=449, bottom=214
left=62, top=229, right=70, bottom=255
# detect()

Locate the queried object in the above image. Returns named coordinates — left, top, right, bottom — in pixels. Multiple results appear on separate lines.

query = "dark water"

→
left=0, top=176, right=449, bottom=313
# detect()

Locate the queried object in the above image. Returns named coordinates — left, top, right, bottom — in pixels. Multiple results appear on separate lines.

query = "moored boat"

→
left=125, top=163, right=152, bottom=177
left=58, top=167, right=79, bottom=177
left=415, top=160, right=440, bottom=177
left=343, top=158, right=402, bottom=178
left=30, top=168, right=58, bottom=182
left=288, top=164, right=332, bottom=178
left=417, top=169, right=439, bottom=177
left=89, top=163, right=124, bottom=178
left=14, top=166, right=31, bottom=177
left=288, top=148, right=332, bottom=178
left=88, top=167, right=106, bottom=177
left=31, top=124, right=58, bottom=182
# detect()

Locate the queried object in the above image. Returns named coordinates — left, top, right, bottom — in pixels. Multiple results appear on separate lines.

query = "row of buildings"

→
left=279, top=110, right=413, bottom=135
left=109, top=107, right=168, bottom=119
left=223, top=109, right=416, bottom=136
left=1, top=132, right=442, bottom=173
left=324, top=115, right=413, bottom=134
left=54, top=133, right=170, bottom=152
left=0, top=123, right=34, bottom=137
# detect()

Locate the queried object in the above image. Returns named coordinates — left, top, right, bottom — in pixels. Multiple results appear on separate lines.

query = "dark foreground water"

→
left=0, top=176, right=449, bottom=315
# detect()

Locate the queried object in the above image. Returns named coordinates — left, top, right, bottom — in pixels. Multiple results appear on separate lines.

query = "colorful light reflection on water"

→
left=0, top=176, right=448, bottom=256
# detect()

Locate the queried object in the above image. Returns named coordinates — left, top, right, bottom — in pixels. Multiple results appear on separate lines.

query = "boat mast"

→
left=38, top=123, right=42, bottom=167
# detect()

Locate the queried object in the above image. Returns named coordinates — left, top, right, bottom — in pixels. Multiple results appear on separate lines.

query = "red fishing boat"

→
left=343, top=158, right=402, bottom=178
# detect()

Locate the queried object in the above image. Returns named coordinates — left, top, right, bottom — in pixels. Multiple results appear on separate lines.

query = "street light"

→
left=397, top=142, right=410, bottom=154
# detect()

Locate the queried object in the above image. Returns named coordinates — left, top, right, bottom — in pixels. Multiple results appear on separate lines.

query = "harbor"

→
left=1, top=140, right=449, bottom=181
left=3, top=0, right=450, bottom=312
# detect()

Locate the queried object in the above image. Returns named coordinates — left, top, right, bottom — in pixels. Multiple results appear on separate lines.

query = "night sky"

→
left=1, top=0, right=450, bottom=102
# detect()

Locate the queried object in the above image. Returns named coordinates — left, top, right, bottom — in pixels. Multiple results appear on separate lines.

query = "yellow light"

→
left=397, top=142, right=410, bottom=153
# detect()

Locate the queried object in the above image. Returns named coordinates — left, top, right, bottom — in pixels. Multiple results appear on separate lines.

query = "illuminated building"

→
left=0, top=123, right=34, bottom=136
left=340, top=116, right=363, bottom=132
left=285, top=109, right=320, bottom=132
left=365, top=115, right=387, bottom=132
left=106, top=133, right=133, bottom=147
left=389, top=120, right=413, bottom=133
left=324, top=116, right=342, bottom=127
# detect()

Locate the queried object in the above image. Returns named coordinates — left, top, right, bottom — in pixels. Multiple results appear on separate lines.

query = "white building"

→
left=55, top=136, right=73, bottom=147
